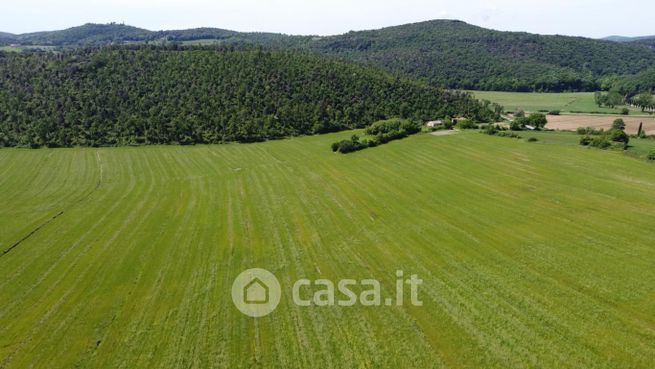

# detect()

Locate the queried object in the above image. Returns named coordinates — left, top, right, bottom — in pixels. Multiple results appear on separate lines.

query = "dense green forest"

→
left=308, top=20, right=655, bottom=92
left=0, top=45, right=494, bottom=148
left=634, top=39, right=655, bottom=49
left=3, top=21, right=655, bottom=92
left=610, top=68, right=655, bottom=96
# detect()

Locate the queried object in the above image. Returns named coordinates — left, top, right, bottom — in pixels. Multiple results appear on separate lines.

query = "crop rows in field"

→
left=1, top=132, right=654, bottom=368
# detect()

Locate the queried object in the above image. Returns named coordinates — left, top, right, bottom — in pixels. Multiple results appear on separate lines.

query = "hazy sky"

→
left=3, top=0, right=654, bottom=38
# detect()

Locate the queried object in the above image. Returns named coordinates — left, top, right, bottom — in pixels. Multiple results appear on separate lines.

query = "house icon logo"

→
left=244, top=278, right=269, bottom=304
left=232, top=268, right=281, bottom=317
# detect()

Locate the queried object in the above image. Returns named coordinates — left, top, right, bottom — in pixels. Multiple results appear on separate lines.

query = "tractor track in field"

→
left=0, top=152, right=104, bottom=259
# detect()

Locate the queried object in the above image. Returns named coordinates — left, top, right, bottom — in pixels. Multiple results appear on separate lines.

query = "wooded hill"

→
left=0, top=23, right=308, bottom=48
left=0, top=45, right=495, bottom=148
left=308, top=20, right=655, bottom=92
left=3, top=21, right=655, bottom=92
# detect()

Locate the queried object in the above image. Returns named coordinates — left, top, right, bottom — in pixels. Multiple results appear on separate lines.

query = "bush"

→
left=581, top=128, right=629, bottom=150
left=336, top=140, right=361, bottom=153
left=612, top=119, right=626, bottom=131
left=510, top=118, right=527, bottom=131
left=527, top=137, right=538, bottom=142
left=591, top=136, right=612, bottom=149
left=482, top=124, right=500, bottom=135
left=609, top=129, right=630, bottom=145
left=334, top=118, right=423, bottom=153
left=621, top=108, right=630, bottom=115
left=648, top=150, right=655, bottom=160
left=332, top=135, right=366, bottom=153
left=579, top=136, right=593, bottom=146
left=577, top=127, right=604, bottom=135
left=457, top=119, right=479, bottom=129
left=548, top=110, right=560, bottom=116
left=497, top=131, right=521, bottom=139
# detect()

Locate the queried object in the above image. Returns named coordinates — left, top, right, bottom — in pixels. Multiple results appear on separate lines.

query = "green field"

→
left=1, top=132, right=654, bottom=368
left=470, top=91, right=648, bottom=115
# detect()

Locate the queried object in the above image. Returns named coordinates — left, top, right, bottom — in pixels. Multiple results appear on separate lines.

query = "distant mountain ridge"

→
left=3, top=21, right=655, bottom=92
left=603, top=35, right=655, bottom=42
left=0, top=23, right=309, bottom=47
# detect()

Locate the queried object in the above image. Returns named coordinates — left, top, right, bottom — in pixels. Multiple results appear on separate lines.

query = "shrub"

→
left=510, top=118, right=527, bottom=131
left=612, top=119, right=626, bottom=131
left=527, top=137, right=538, bottom=142
left=483, top=124, right=499, bottom=135
left=579, top=136, right=593, bottom=146
left=497, top=131, right=521, bottom=139
left=332, top=135, right=366, bottom=153
left=621, top=108, right=630, bottom=115
left=648, top=150, right=655, bottom=160
left=609, top=129, right=630, bottom=144
left=591, top=137, right=611, bottom=149
left=581, top=128, right=629, bottom=150
left=336, top=140, right=359, bottom=153
left=515, top=109, right=526, bottom=118
left=457, top=119, right=479, bottom=129
left=577, top=127, right=604, bottom=135
left=548, top=110, right=560, bottom=116
left=334, top=118, right=423, bottom=153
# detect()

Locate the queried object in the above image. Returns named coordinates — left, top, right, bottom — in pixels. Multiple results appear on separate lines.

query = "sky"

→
left=2, top=0, right=654, bottom=38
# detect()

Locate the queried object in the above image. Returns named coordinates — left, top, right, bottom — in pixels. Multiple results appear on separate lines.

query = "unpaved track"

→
left=430, top=130, right=460, bottom=136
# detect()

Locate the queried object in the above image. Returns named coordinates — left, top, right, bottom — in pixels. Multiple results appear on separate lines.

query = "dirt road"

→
left=546, top=114, right=655, bottom=134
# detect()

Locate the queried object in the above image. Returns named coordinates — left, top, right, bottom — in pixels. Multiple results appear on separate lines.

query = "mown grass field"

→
left=470, top=91, right=650, bottom=115
left=1, top=131, right=654, bottom=368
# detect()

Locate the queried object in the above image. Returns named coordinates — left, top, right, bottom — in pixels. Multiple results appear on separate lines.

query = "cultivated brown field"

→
left=546, top=114, right=655, bottom=134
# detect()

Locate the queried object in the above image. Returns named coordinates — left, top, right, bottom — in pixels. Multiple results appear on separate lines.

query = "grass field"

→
left=1, top=132, right=655, bottom=368
left=469, top=91, right=652, bottom=115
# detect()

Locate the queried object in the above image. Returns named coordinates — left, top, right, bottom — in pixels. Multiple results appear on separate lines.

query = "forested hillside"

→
left=611, top=67, right=655, bottom=95
left=0, top=45, right=492, bottom=148
left=2, top=23, right=308, bottom=48
left=3, top=21, right=655, bottom=92
left=309, top=20, right=655, bottom=92
left=633, top=38, right=655, bottom=50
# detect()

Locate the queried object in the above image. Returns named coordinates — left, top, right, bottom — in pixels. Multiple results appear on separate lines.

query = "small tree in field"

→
left=634, top=92, right=654, bottom=112
left=528, top=113, right=548, bottom=129
left=605, top=91, right=624, bottom=109
left=612, top=118, right=626, bottom=131
left=594, top=92, right=605, bottom=107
